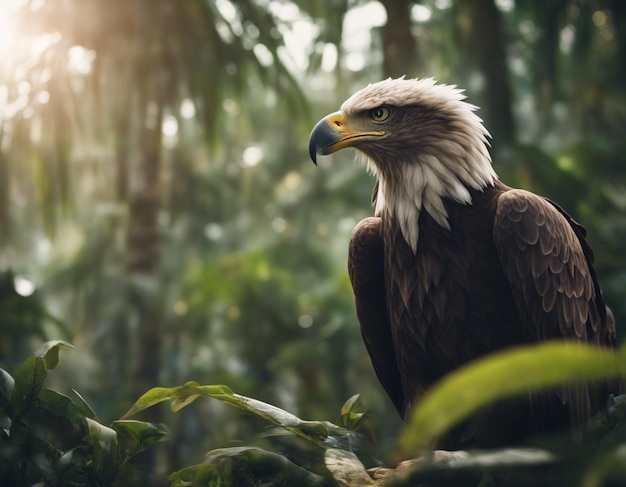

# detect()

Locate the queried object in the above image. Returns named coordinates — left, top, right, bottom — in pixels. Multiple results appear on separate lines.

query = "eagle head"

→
left=308, top=77, right=497, bottom=251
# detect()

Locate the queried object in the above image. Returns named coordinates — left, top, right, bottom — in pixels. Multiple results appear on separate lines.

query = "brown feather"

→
left=348, top=217, right=405, bottom=415
left=348, top=180, right=618, bottom=448
left=493, top=187, right=617, bottom=430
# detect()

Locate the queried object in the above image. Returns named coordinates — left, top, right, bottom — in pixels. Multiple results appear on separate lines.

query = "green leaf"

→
left=37, top=388, right=77, bottom=416
left=124, top=381, right=348, bottom=448
left=401, top=342, right=625, bottom=451
left=36, top=389, right=88, bottom=446
left=10, top=356, right=47, bottom=415
left=111, top=420, right=170, bottom=459
left=84, top=418, right=119, bottom=482
left=207, top=385, right=333, bottom=443
left=123, top=382, right=232, bottom=418
left=35, top=340, right=75, bottom=370
left=339, top=394, right=366, bottom=430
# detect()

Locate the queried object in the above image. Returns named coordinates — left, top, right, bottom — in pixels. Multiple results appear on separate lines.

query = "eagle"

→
left=308, top=77, right=617, bottom=449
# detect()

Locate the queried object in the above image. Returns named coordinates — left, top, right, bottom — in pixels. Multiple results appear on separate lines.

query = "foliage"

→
left=0, top=342, right=169, bottom=486
left=140, top=342, right=626, bottom=487
left=119, top=341, right=626, bottom=486
left=401, top=341, right=626, bottom=451
left=4, top=341, right=626, bottom=486
left=125, top=381, right=373, bottom=486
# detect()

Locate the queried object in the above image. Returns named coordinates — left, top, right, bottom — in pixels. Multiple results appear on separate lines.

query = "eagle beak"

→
left=308, top=111, right=384, bottom=165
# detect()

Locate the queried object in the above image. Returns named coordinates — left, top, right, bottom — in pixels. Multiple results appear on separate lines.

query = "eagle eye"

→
left=369, top=106, right=390, bottom=123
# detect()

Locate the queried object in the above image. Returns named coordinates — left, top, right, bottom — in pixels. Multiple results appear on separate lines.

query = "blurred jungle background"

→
left=1, top=0, right=625, bottom=483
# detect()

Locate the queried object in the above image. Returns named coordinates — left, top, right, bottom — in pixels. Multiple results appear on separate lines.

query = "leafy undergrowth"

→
left=2, top=341, right=626, bottom=486
left=0, top=341, right=170, bottom=486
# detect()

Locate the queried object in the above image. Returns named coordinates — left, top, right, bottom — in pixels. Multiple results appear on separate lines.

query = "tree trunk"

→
left=127, top=93, right=164, bottom=399
left=455, top=0, right=516, bottom=146
left=533, top=0, right=564, bottom=134
left=379, top=0, right=419, bottom=78
left=123, top=76, right=165, bottom=479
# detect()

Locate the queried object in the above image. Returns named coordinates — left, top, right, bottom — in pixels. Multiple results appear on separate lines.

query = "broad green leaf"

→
left=35, top=340, right=75, bottom=370
left=84, top=418, right=119, bottom=482
left=36, top=389, right=88, bottom=445
left=401, top=342, right=624, bottom=451
left=111, top=420, right=170, bottom=458
left=123, top=382, right=232, bottom=418
left=37, top=388, right=77, bottom=415
left=124, top=382, right=346, bottom=447
left=10, top=356, right=47, bottom=415
left=208, top=386, right=333, bottom=442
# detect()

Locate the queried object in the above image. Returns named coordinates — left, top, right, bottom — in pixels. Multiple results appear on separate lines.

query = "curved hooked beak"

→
left=308, top=111, right=385, bottom=165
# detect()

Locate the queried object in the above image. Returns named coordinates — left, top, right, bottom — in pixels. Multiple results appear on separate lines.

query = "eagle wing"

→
left=348, top=217, right=405, bottom=415
left=493, top=189, right=616, bottom=427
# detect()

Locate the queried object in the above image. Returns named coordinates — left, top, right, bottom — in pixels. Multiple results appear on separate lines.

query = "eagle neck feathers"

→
left=372, top=145, right=496, bottom=253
